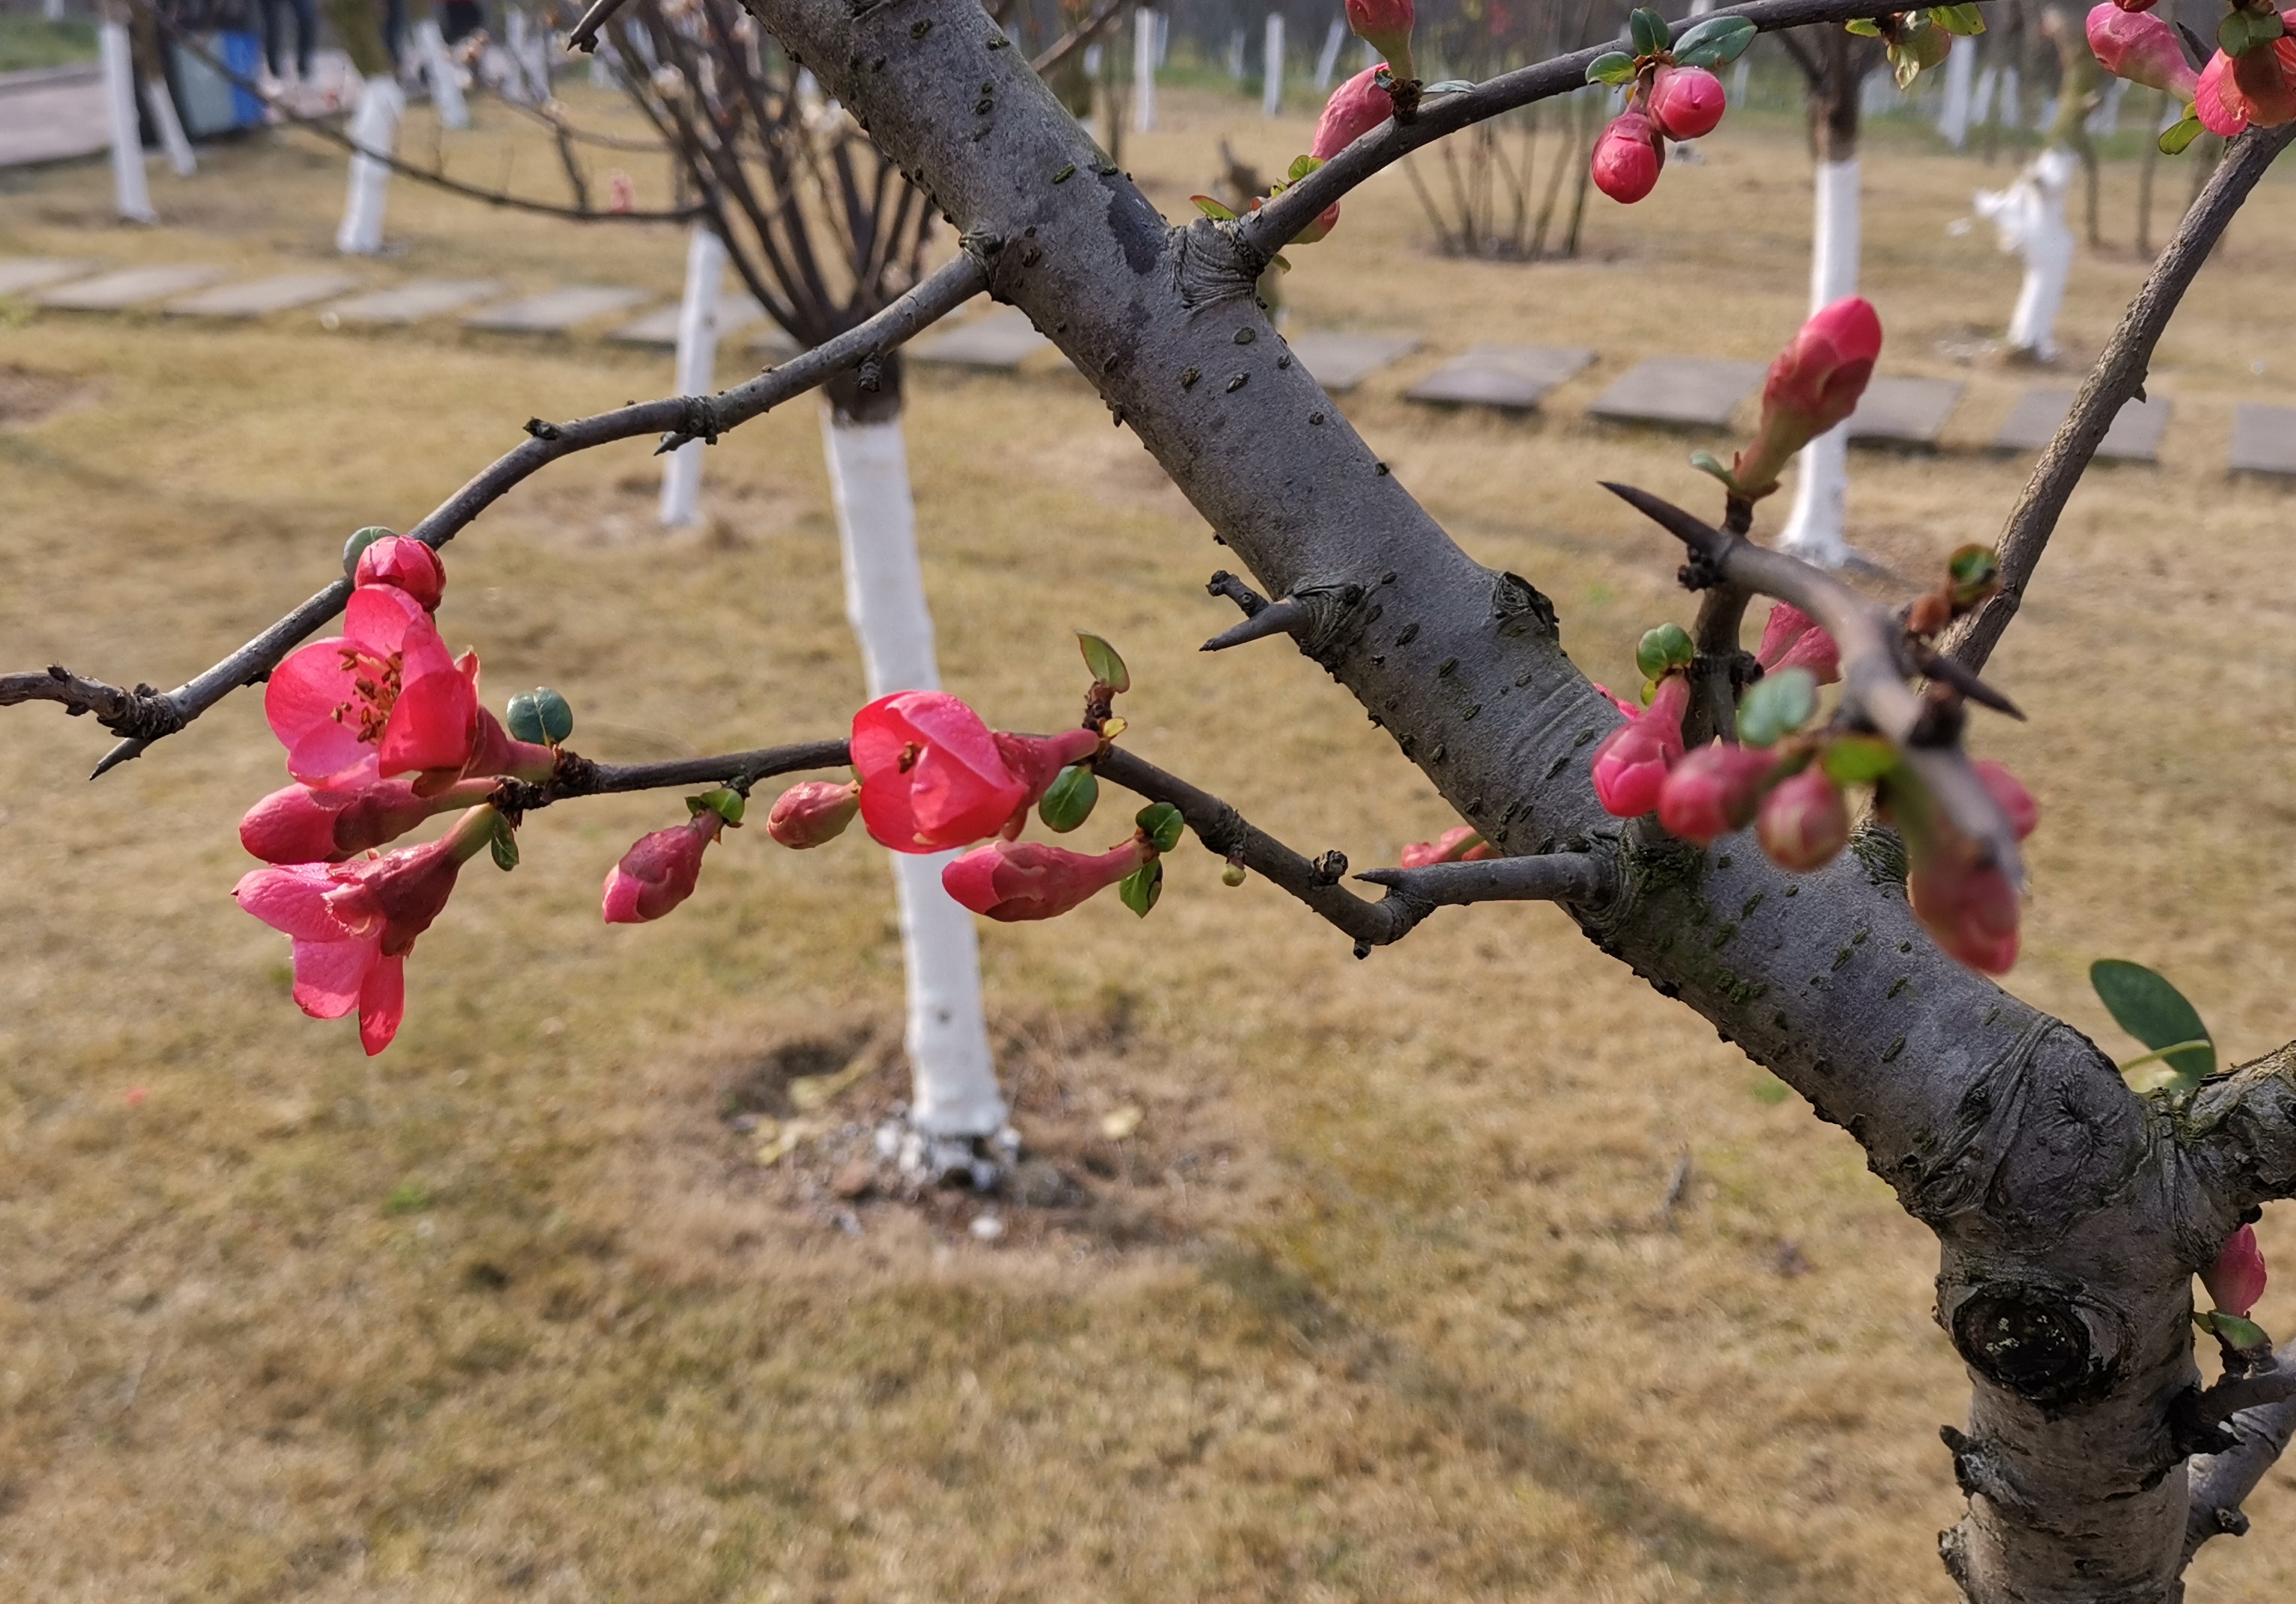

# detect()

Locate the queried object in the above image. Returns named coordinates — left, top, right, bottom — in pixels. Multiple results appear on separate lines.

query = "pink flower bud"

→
left=766, top=780, right=861, bottom=849
left=239, top=770, right=492, bottom=864
left=1591, top=675, right=1688, bottom=817
left=1649, top=65, right=1726, bottom=141
left=353, top=535, right=446, bottom=612
left=1753, top=601, right=1842, bottom=685
left=1908, top=855, right=2020, bottom=974
left=1312, top=66, right=1394, bottom=159
left=941, top=840, right=1148, bottom=922
left=1973, top=760, right=2039, bottom=841
left=1757, top=767, right=1850, bottom=871
left=1343, top=0, right=1415, bottom=82
left=1399, top=824, right=1495, bottom=869
left=1658, top=742, right=1778, bottom=846
left=2203, top=1223, right=2268, bottom=1318
left=1732, top=297, right=1883, bottom=493
left=602, top=813, right=723, bottom=924
left=2087, top=4, right=2200, bottom=99
left=1591, top=111, right=1665, bottom=204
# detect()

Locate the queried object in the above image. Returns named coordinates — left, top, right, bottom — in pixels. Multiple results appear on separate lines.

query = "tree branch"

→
left=1355, top=852, right=1613, bottom=905
left=2186, top=1340, right=2296, bottom=1563
left=1241, top=0, right=1983, bottom=256
left=29, top=254, right=985, bottom=780
left=1948, top=121, right=2296, bottom=676
left=1032, top=0, right=1133, bottom=79
left=494, top=739, right=852, bottom=814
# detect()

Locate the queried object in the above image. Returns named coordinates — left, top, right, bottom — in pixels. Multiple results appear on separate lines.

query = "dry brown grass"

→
left=4, top=81, right=2296, bottom=1603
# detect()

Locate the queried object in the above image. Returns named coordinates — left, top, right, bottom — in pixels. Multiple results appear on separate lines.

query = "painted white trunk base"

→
left=1779, top=156, right=1860, bottom=568
left=336, top=76, right=404, bottom=255
left=659, top=226, right=727, bottom=528
left=1133, top=8, right=1159, bottom=131
left=1975, top=147, right=2075, bottom=361
left=821, top=411, right=1006, bottom=1140
left=147, top=73, right=197, bottom=176
left=416, top=17, right=470, bottom=130
left=1939, top=40, right=1975, bottom=148
left=100, top=22, right=156, bottom=224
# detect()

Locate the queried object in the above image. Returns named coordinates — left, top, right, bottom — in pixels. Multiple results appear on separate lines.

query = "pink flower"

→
left=1649, top=65, right=1726, bottom=141
left=2087, top=4, right=2200, bottom=99
left=603, top=812, right=724, bottom=924
left=1732, top=297, right=1883, bottom=494
left=1592, top=111, right=1664, bottom=204
left=239, top=766, right=497, bottom=864
left=851, top=692, right=1098, bottom=853
left=1755, top=601, right=1842, bottom=686
left=941, top=840, right=1149, bottom=922
left=2203, top=1223, right=2268, bottom=1318
left=1658, top=742, right=1777, bottom=846
left=1592, top=674, right=1688, bottom=817
left=2197, top=25, right=2296, bottom=137
left=1974, top=760, right=2039, bottom=841
left=1757, top=767, right=1850, bottom=870
left=233, top=807, right=495, bottom=1054
left=1312, top=66, right=1392, bottom=159
left=353, top=535, right=446, bottom=612
left=766, top=780, right=861, bottom=849
left=1908, top=855, right=2020, bottom=974
left=1399, top=824, right=1496, bottom=869
left=1344, top=0, right=1415, bottom=82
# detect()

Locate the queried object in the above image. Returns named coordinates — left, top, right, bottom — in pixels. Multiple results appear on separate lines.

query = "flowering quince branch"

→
left=1, top=254, right=985, bottom=781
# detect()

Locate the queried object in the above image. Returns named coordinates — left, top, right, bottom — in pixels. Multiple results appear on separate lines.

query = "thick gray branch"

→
left=1355, top=852, right=1612, bottom=906
left=2179, top=1040, right=2296, bottom=1214
left=2186, top=1341, right=2296, bottom=1564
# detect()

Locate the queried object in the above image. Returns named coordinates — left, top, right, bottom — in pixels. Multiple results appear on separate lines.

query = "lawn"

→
left=4, top=76, right=2296, bottom=1602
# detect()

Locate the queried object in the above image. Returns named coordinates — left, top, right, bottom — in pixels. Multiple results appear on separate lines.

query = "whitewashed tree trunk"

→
left=1939, top=37, right=1975, bottom=147
left=659, top=226, right=727, bottom=528
left=1313, top=17, right=1344, bottom=90
left=1261, top=13, right=1284, bottom=117
left=1133, top=7, right=1158, bottom=132
left=1972, top=64, right=1998, bottom=129
left=414, top=16, right=470, bottom=129
left=99, top=19, right=156, bottom=224
left=1975, top=147, right=2076, bottom=361
left=336, top=76, right=404, bottom=255
left=145, top=69, right=195, bottom=177
left=819, top=408, right=1006, bottom=1142
left=1778, top=155, right=1860, bottom=566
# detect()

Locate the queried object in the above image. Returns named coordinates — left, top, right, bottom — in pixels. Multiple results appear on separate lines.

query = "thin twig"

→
left=567, top=0, right=633, bottom=53
left=2187, top=1340, right=2296, bottom=1561
left=496, top=739, right=852, bottom=814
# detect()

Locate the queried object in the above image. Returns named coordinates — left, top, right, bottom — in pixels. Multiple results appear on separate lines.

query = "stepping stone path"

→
left=609, top=293, right=769, bottom=347
left=34, top=264, right=227, bottom=310
left=2229, top=404, right=2296, bottom=476
left=1284, top=331, right=1419, bottom=394
left=168, top=272, right=362, bottom=318
left=1406, top=343, right=1594, bottom=411
left=323, top=279, right=505, bottom=325
left=1847, top=375, right=1963, bottom=448
left=464, top=285, right=653, bottom=334
left=1993, top=388, right=2171, bottom=462
left=908, top=307, right=1051, bottom=369
left=1589, top=357, right=1766, bottom=428
left=0, top=257, right=100, bottom=296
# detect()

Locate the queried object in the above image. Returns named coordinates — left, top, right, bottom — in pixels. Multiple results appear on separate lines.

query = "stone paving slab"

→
left=0, top=257, right=102, bottom=296
left=322, top=278, right=505, bottom=325
left=167, top=272, right=363, bottom=317
left=1588, top=357, right=1765, bottom=428
left=2230, top=404, right=2296, bottom=476
left=0, top=64, right=106, bottom=170
left=1284, top=331, right=1420, bottom=394
left=1846, top=375, right=1963, bottom=447
left=1405, top=342, right=1594, bottom=410
left=34, top=264, right=227, bottom=310
left=608, top=293, right=768, bottom=347
left=464, top=285, right=653, bottom=334
left=1993, top=388, right=2170, bottom=461
left=908, top=307, right=1051, bottom=368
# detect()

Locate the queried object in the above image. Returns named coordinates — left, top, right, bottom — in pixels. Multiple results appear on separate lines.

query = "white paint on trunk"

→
left=336, top=75, right=403, bottom=255
left=1779, top=156, right=1860, bottom=568
left=416, top=16, right=470, bottom=129
left=146, top=70, right=196, bottom=177
left=1972, top=64, right=1998, bottom=129
left=1939, top=38, right=1975, bottom=147
left=1261, top=13, right=1284, bottom=117
left=819, top=410, right=1005, bottom=1140
left=1133, top=9, right=1159, bottom=130
left=100, top=21, right=156, bottom=224
left=659, top=227, right=727, bottom=528
left=1975, top=147, right=2075, bottom=361
left=1313, top=17, right=1344, bottom=90
left=2000, top=66, right=2021, bottom=128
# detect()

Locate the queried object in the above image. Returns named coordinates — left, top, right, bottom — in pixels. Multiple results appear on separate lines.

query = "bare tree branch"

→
left=567, top=0, right=633, bottom=53
left=29, top=253, right=985, bottom=779
left=1032, top=0, right=1134, bottom=79
left=1355, top=852, right=1613, bottom=905
left=0, top=666, right=183, bottom=741
left=2186, top=1340, right=2296, bottom=1563
left=494, top=738, right=852, bottom=814
left=1948, top=122, right=2296, bottom=676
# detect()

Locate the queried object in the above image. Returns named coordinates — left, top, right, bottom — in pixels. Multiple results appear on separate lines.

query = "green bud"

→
left=1038, top=763, right=1100, bottom=833
left=1077, top=631, right=1130, bottom=695
left=1946, top=544, right=2001, bottom=608
left=1222, top=858, right=1248, bottom=887
left=1118, top=858, right=1164, bottom=918
left=1135, top=801, right=1186, bottom=855
left=1738, top=667, right=1818, bottom=748
left=506, top=687, right=574, bottom=746
left=1635, top=622, right=1695, bottom=682
left=342, top=526, right=394, bottom=579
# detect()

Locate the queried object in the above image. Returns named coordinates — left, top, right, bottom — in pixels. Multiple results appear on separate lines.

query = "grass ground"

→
left=5, top=73, right=2296, bottom=1603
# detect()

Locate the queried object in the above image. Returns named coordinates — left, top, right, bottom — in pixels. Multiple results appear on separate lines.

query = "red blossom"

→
left=1658, top=742, right=1778, bottom=846
left=603, top=812, right=724, bottom=924
left=1649, top=65, right=1726, bottom=141
left=851, top=692, right=1098, bottom=852
left=766, top=779, right=861, bottom=849
left=1592, top=111, right=1665, bottom=204
left=1732, top=297, right=1883, bottom=494
left=941, top=839, right=1149, bottom=922
left=2197, top=22, right=2296, bottom=137
left=1343, top=0, right=1415, bottom=82
left=1757, top=767, right=1850, bottom=871
left=352, top=535, right=446, bottom=612
left=2203, top=1223, right=2268, bottom=1318
left=1592, top=675, right=1689, bottom=817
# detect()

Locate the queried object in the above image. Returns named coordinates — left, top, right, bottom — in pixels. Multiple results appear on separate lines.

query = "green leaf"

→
left=489, top=816, right=520, bottom=872
left=1135, top=801, right=1185, bottom=855
left=1628, top=7, right=1669, bottom=57
left=505, top=688, right=573, bottom=746
left=1635, top=622, right=1694, bottom=680
left=1844, top=16, right=1882, bottom=34
left=2221, top=7, right=2285, bottom=56
left=1688, top=449, right=1736, bottom=487
left=1586, top=49, right=1638, bottom=85
left=2091, top=959, right=2215, bottom=1086
left=689, top=787, right=746, bottom=826
left=1118, top=859, right=1163, bottom=918
left=2197, top=1309, right=2272, bottom=1352
left=2159, top=112, right=2205, bottom=156
left=1930, top=3, right=1987, bottom=35
left=1190, top=194, right=1237, bottom=221
left=1673, top=15, right=1756, bottom=64
left=1076, top=631, right=1130, bottom=694
left=1821, top=734, right=1899, bottom=786
left=1738, top=667, right=1818, bottom=748
left=1038, top=763, right=1099, bottom=832
left=341, top=525, right=394, bottom=578
left=1286, top=153, right=1324, bottom=182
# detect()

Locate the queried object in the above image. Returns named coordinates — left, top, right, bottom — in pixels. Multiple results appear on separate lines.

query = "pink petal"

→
left=358, top=953, right=407, bottom=1055
left=265, top=637, right=374, bottom=781
left=2197, top=52, right=2250, bottom=137
left=378, top=664, right=478, bottom=777
left=235, top=864, right=353, bottom=941
left=344, top=583, right=428, bottom=653
left=289, top=935, right=377, bottom=1018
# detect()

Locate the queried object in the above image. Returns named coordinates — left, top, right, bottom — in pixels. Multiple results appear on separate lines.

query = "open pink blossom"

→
left=941, top=839, right=1149, bottom=922
left=2086, top=4, right=2200, bottom=99
left=239, top=764, right=498, bottom=864
left=353, top=535, right=446, bottom=612
left=1343, top=0, right=1415, bottom=82
left=766, top=779, right=861, bottom=849
left=851, top=692, right=1099, bottom=852
left=1658, top=742, right=1778, bottom=846
left=1592, top=111, right=1664, bottom=204
left=1592, top=675, right=1688, bottom=817
left=1755, top=601, right=1842, bottom=686
left=1733, top=298, right=1883, bottom=494
left=2196, top=24, right=2296, bottom=136
left=1649, top=65, right=1726, bottom=141
left=2203, top=1223, right=2268, bottom=1318
left=1758, top=767, right=1850, bottom=870
left=603, top=811, right=724, bottom=924
left=1399, top=824, right=1496, bottom=869
left=233, top=805, right=496, bottom=1054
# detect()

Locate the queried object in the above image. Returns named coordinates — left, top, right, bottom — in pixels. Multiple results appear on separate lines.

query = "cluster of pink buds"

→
left=1585, top=9, right=1753, bottom=203
left=2099, top=0, right=2296, bottom=138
